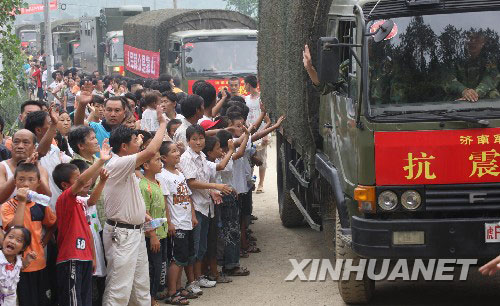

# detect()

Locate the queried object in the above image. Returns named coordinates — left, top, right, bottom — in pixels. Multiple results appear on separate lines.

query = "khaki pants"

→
left=102, top=223, right=151, bottom=306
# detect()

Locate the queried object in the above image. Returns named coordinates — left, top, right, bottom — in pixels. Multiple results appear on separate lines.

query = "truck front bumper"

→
left=351, top=216, right=500, bottom=259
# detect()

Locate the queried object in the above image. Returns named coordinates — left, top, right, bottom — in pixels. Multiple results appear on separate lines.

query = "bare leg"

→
left=258, top=166, right=266, bottom=189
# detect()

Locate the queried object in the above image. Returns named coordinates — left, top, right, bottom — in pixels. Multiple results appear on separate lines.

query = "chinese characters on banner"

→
left=187, top=79, right=250, bottom=95
left=124, top=44, right=160, bottom=79
left=18, top=1, right=57, bottom=15
left=375, top=128, right=500, bottom=185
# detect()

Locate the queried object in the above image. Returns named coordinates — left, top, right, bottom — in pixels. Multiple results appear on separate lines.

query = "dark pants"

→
left=92, top=276, right=105, bottom=306
left=37, top=87, right=44, bottom=100
left=146, top=237, right=169, bottom=298
left=217, top=194, right=241, bottom=269
left=56, top=260, right=93, bottom=306
left=18, top=269, right=49, bottom=306
left=46, top=240, right=58, bottom=305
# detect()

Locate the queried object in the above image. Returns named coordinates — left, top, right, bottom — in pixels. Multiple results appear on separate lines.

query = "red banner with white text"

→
left=18, top=1, right=57, bottom=15
left=124, top=44, right=160, bottom=78
left=375, top=128, right=500, bottom=185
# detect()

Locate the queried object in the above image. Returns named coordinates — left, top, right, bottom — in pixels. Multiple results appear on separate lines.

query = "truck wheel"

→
left=336, top=210, right=374, bottom=304
left=277, top=136, right=303, bottom=227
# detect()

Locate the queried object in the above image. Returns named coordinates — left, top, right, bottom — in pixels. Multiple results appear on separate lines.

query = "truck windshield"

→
left=21, top=31, right=36, bottom=42
left=109, top=36, right=124, bottom=61
left=367, top=11, right=500, bottom=117
left=184, top=39, right=257, bottom=76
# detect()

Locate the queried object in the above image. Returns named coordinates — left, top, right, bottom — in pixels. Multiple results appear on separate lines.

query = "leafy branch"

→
left=223, top=0, right=258, bottom=18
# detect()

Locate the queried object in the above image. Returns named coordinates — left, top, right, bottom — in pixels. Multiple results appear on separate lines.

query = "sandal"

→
left=225, top=267, right=250, bottom=276
left=178, top=288, right=198, bottom=299
left=256, top=187, right=264, bottom=194
left=246, top=245, right=261, bottom=253
left=240, top=249, right=249, bottom=258
left=156, top=290, right=170, bottom=300
left=165, top=292, right=189, bottom=305
left=249, top=235, right=257, bottom=242
left=216, top=273, right=233, bottom=283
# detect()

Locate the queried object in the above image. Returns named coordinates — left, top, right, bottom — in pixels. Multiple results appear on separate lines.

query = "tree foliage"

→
left=223, top=0, right=258, bottom=18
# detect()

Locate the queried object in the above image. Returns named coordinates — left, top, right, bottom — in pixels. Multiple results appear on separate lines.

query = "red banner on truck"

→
left=187, top=79, right=250, bottom=95
left=124, top=44, right=160, bottom=78
left=375, top=128, right=500, bottom=185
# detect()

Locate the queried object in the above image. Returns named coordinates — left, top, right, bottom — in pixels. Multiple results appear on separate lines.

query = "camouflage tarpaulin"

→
left=123, top=9, right=257, bottom=78
left=258, top=0, right=332, bottom=159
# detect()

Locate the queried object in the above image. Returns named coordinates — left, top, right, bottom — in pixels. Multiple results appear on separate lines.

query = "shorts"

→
left=193, top=211, right=210, bottom=261
left=239, top=191, right=253, bottom=217
left=255, top=144, right=268, bottom=169
left=206, top=210, right=218, bottom=259
left=172, top=229, right=195, bottom=266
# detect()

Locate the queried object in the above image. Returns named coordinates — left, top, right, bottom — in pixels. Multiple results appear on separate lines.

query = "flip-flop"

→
left=224, top=267, right=250, bottom=276
left=246, top=245, right=261, bottom=253
left=255, top=187, right=264, bottom=194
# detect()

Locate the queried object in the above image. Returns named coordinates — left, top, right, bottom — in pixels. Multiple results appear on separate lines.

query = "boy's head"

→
left=136, top=130, right=153, bottom=151
left=70, top=160, right=95, bottom=195
left=53, top=163, right=80, bottom=192
left=109, top=125, right=140, bottom=155
left=68, top=126, right=99, bottom=156
left=3, top=226, right=32, bottom=256
left=25, top=110, right=50, bottom=139
left=180, top=95, right=204, bottom=120
left=228, top=77, right=240, bottom=95
left=216, top=130, right=233, bottom=153
left=159, top=141, right=180, bottom=166
left=141, top=152, right=162, bottom=174
left=194, top=82, right=217, bottom=109
left=186, top=124, right=205, bottom=154
left=202, top=136, right=222, bottom=161
left=142, top=91, right=161, bottom=109
left=167, top=119, right=182, bottom=139
left=14, top=162, right=40, bottom=191
left=227, top=112, right=245, bottom=137
left=161, top=91, right=178, bottom=114
left=244, top=75, right=258, bottom=92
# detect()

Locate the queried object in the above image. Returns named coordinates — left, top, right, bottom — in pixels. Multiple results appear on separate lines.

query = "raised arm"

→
left=186, top=179, right=232, bottom=195
left=233, top=131, right=249, bottom=161
left=87, top=169, right=109, bottom=206
left=136, top=105, right=167, bottom=168
left=11, top=188, right=29, bottom=228
left=303, top=44, right=320, bottom=86
left=0, top=165, right=16, bottom=204
left=216, top=140, right=234, bottom=171
left=37, top=103, right=59, bottom=157
left=212, top=89, right=228, bottom=117
left=251, top=115, right=286, bottom=142
left=72, top=140, right=111, bottom=195
left=74, top=84, right=93, bottom=126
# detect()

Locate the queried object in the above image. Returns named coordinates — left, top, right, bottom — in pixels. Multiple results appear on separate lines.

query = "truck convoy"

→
left=78, top=6, right=148, bottom=75
left=123, top=9, right=257, bottom=92
left=260, top=0, right=500, bottom=303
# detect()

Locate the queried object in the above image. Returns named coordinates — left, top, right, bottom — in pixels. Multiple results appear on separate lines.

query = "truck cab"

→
left=166, top=29, right=258, bottom=93
left=19, top=29, right=37, bottom=50
left=268, top=0, right=500, bottom=303
left=104, top=31, right=125, bottom=75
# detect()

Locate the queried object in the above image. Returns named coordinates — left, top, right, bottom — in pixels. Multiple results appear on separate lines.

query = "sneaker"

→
left=186, top=281, right=203, bottom=296
left=197, top=276, right=217, bottom=288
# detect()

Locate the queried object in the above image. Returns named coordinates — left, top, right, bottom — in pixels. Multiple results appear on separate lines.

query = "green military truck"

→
left=260, top=0, right=500, bottom=303
left=123, top=9, right=257, bottom=93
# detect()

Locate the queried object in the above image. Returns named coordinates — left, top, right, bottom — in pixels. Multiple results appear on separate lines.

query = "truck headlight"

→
left=378, top=191, right=398, bottom=211
left=401, top=190, right=421, bottom=210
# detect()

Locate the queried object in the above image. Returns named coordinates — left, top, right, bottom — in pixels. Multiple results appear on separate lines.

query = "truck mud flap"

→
left=315, top=152, right=350, bottom=229
left=289, top=188, right=321, bottom=231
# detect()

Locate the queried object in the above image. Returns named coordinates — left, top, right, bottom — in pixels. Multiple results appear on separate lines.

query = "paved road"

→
left=160, top=137, right=500, bottom=306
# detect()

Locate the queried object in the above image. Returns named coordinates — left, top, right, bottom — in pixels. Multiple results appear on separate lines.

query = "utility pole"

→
left=173, top=0, right=178, bottom=9
left=43, top=0, right=53, bottom=94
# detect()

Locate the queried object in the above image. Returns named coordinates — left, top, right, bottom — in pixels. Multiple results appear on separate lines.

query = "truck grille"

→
left=425, top=183, right=500, bottom=211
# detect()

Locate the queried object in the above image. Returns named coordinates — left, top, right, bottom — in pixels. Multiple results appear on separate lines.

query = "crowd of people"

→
left=0, top=66, right=285, bottom=306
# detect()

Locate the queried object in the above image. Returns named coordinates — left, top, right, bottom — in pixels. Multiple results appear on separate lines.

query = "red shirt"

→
left=56, top=187, right=93, bottom=263
left=32, top=69, right=41, bottom=88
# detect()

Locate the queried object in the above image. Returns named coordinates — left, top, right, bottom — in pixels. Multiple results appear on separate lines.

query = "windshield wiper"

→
left=434, top=111, right=490, bottom=126
left=373, top=110, right=490, bottom=126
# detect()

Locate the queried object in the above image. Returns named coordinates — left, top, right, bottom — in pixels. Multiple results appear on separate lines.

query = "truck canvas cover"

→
left=123, top=9, right=257, bottom=77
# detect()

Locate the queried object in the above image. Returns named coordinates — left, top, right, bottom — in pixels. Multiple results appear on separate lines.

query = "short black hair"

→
left=124, top=92, right=137, bottom=104
left=14, top=162, right=40, bottom=179
left=228, top=111, right=244, bottom=122
left=25, top=111, right=48, bottom=135
left=202, top=136, right=219, bottom=155
left=92, top=78, right=102, bottom=86
left=53, top=163, right=78, bottom=190
left=229, top=76, right=239, bottom=83
left=167, top=119, right=182, bottom=135
left=194, top=82, right=216, bottom=109
left=158, top=81, right=172, bottom=93
left=158, top=74, right=173, bottom=83
left=52, top=70, right=62, bottom=79
left=136, top=130, right=153, bottom=149
left=244, top=75, right=258, bottom=88
left=142, top=91, right=161, bottom=108
left=68, top=125, right=95, bottom=155
left=109, top=125, right=137, bottom=154
left=186, top=124, right=205, bottom=141
left=180, top=95, right=203, bottom=119
left=216, top=130, right=233, bottom=149
left=20, top=100, right=42, bottom=114
left=159, top=141, right=174, bottom=156
left=91, top=95, right=105, bottom=106
left=54, top=62, right=63, bottom=70
left=105, top=96, right=128, bottom=110
left=70, top=159, right=90, bottom=173
left=5, top=226, right=32, bottom=251
left=55, top=131, right=72, bottom=157
left=191, top=80, right=206, bottom=94
left=162, top=91, right=177, bottom=103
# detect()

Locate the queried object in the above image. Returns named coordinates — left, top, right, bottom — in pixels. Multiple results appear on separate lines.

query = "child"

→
left=1, top=162, right=57, bottom=306
left=139, top=151, right=169, bottom=305
left=52, top=139, right=112, bottom=306
left=0, top=187, right=37, bottom=306
left=141, top=91, right=162, bottom=132
left=178, top=125, right=234, bottom=292
left=167, top=119, right=182, bottom=140
left=157, top=141, right=196, bottom=304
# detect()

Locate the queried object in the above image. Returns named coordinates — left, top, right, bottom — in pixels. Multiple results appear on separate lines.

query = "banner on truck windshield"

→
left=375, top=128, right=500, bottom=185
left=124, top=44, right=160, bottom=79
left=187, top=79, right=250, bottom=95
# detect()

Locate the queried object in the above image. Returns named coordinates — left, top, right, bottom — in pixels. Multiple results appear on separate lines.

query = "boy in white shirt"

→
left=141, top=91, right=162, bottom=132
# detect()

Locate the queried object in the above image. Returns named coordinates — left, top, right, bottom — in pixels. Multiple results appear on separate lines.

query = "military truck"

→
left=78, top=6, right=148, bottom=74
left=260, top=0, right=500, bottom=303
left=123, top=9, right=257, bottom=92
left=16, top=24, right=38, bottom=51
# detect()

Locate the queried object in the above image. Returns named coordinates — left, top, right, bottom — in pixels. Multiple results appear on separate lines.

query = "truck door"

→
left=166, top=40, right=182, bottom=81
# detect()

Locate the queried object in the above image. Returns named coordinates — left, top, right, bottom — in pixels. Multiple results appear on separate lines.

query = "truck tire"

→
left=277, top=136, right=303, bottom=227
left=336, top=210, right=374, bottom=304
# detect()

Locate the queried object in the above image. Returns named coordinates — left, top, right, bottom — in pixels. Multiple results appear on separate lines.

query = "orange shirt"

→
left=1, top=198, right=57, bottom=272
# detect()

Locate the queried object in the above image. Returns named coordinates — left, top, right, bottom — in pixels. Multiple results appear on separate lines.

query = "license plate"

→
left=485, top=222, right=500, bottom=243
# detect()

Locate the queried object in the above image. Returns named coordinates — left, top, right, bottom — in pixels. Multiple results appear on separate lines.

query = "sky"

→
left=15, top=0, right=227, bottom=24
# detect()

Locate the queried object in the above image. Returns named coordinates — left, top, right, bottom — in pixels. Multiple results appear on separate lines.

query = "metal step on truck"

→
left=259, top=0, right=500, bottom=303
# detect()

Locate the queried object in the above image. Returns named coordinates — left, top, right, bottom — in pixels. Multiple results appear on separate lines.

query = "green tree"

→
left=223, top=0, right=258, bottom=18
left=0, top=0, right=27, bottom=128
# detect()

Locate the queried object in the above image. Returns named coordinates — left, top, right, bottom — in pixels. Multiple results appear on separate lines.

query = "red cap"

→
left=200, top=119, right=220, bottom=131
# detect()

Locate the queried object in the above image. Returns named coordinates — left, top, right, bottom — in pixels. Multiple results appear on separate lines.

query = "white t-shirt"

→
left=40, top=144, right=72, bottom=210
left=140, top=108, right=161, bottom=132
left=156, top=169, right=193, bottom=230
left=245, top=94, right=262, bottom=128
left=0, top=252, right=23, bottom=306
left=216, top=158, right=233, bottom=187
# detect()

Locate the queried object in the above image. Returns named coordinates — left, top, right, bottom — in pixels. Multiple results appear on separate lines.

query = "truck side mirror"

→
left=317, top=37, right=340, bottom=85
left=99, top=42, right=106, bottom=54
left=167, top=51, right=177, bottom=64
